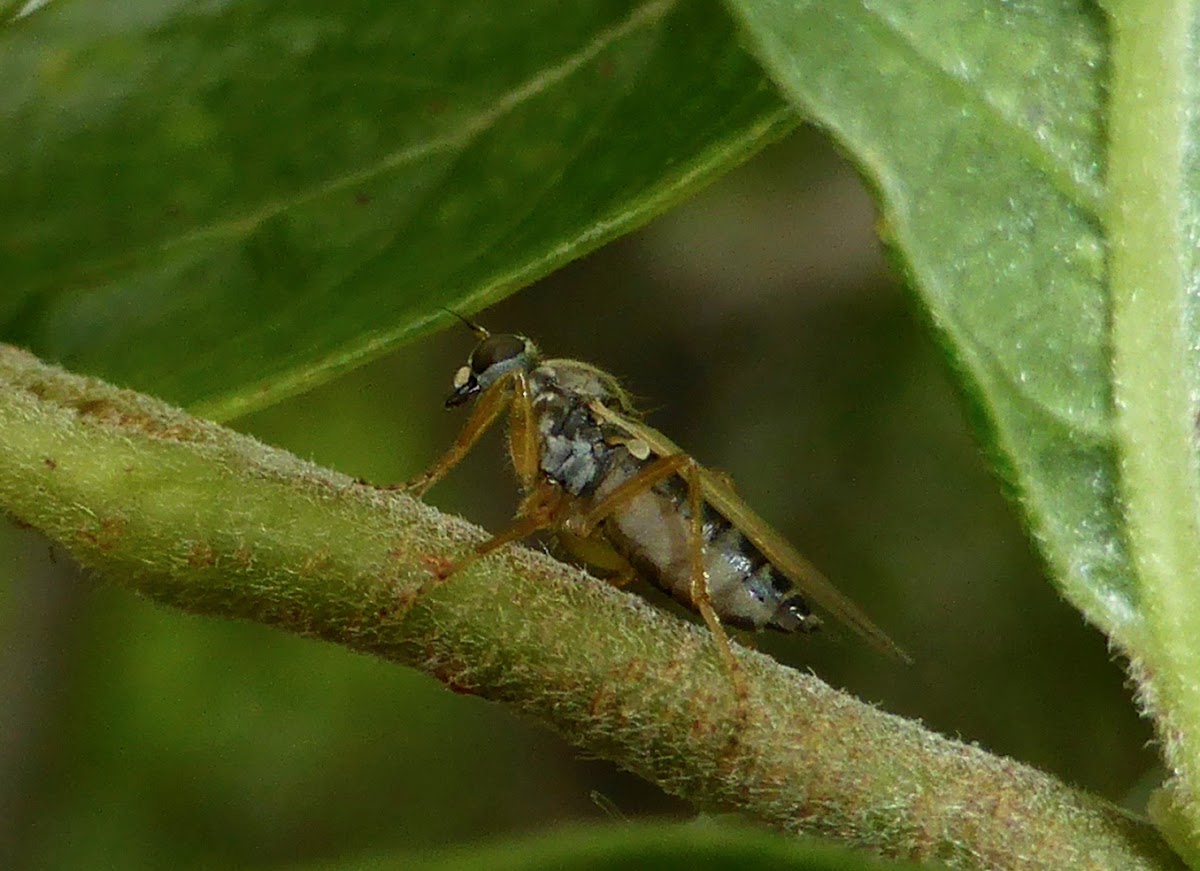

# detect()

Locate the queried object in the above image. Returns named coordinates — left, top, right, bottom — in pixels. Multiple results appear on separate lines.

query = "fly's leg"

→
left=569, top=453, right=692, bottom=536
left=443, top=370, right=548, bottom=575
left=415, top=373, right=554, bottom=594
left=422, top=481, right=565, bottom=590
left=608, top=567, right=638, bottom=589
left=396, top=374, right=515, bottom=498
left=566, top=452, right=749, bottom=705
left=415, top=484, right=564, bottom=599
left=679, top=459, right=749, bottom=706
left=506, top=371, right=540, bottom=494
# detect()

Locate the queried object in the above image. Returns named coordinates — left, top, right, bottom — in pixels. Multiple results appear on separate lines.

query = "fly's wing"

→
left=589, top=401, right=912, bottom=665
left=695, top=468, right=913, bottom=664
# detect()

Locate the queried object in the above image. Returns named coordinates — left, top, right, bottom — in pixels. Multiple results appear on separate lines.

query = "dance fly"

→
left=403, top=320, right=910, bottom=682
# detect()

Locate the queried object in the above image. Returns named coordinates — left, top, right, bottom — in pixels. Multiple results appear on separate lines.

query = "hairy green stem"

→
left=0, top=345, right=1181, bottom=870
left=1108, top=1, right=1200, bottom=851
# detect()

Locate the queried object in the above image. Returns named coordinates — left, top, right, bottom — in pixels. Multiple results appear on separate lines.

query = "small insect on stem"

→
left=398, top=319, right=911, bottom=703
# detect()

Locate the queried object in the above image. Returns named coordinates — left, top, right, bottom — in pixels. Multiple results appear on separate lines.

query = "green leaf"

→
left=724, top=0, right=1200, bottom=847
left=2, top=344, right=1183, bottom=871
left=0, top=0, right=793, bottom=419
left=721, top=4, right=1122, bottom=643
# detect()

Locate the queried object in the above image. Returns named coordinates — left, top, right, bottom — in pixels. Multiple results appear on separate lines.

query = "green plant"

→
left=2, top=0, right=1196, bottom=868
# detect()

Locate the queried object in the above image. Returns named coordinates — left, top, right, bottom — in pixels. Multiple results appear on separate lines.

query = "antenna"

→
left=441, top=307, right=489, bottom=339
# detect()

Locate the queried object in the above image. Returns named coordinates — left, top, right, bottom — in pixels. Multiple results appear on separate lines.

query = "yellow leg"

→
left=570, top=453, right=691, bottom=536
left=679, top=458, right=748, bottom=705
left=506, top=371, right=541, bottom=494
left=408, top=374, right=557, bottom=592
left=567, top=450, right=749, bottom=705
left=429, top=481, right=565, bottom=584
left=606, top=563, right=639, bottom=590
left=397, top=373, right=515, bottom=497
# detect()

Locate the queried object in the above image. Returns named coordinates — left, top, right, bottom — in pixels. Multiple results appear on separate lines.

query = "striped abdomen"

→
left=593, top=458, right=819, bottom=634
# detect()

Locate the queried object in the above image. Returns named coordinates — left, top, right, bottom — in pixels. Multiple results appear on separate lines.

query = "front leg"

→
left=396, top=374, right=515, bottom=498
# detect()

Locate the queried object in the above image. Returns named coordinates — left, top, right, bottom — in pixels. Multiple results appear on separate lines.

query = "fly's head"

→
left=445, top=331, right=539, bottom=408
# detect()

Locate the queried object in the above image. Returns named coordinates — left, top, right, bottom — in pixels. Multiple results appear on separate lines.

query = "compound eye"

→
left=470, top=334, right=526, bottom=373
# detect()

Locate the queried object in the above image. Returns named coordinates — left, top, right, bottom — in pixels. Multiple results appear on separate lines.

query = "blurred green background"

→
left=0, top=129, right=1154, bottom=869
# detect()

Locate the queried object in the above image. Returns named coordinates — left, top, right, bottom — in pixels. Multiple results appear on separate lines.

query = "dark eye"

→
left=470, top=334, right=526, bottom=373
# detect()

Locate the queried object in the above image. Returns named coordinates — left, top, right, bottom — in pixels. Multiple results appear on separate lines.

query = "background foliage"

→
left=0, top=132, right=1154, bottom=868
left=0, top=0, right=1169, bottom=868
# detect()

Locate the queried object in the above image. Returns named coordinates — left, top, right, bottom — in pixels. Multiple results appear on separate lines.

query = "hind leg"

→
left=565, top=453, right=749, bottom=705
left=676, top=458, right=749, bottom=705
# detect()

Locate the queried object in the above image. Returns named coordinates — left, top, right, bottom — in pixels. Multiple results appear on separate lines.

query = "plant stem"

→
left=0, top=345, right=1182, bottom=870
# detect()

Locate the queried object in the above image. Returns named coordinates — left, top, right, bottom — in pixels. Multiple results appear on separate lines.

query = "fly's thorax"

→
left=530, top=363, right=628, bottom=497
left=530, top=360, right=628, bottom=406
left=593, top=465, right=819, bottom=634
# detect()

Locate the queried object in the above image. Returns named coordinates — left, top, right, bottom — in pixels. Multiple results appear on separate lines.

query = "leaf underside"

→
left=0, top=0, right=793, bottom=420
left=724, top=0, right=1131, bottom=646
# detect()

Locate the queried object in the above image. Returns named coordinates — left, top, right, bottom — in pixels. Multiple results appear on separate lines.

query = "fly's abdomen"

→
left=594, top=465, right=819, bottom=634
